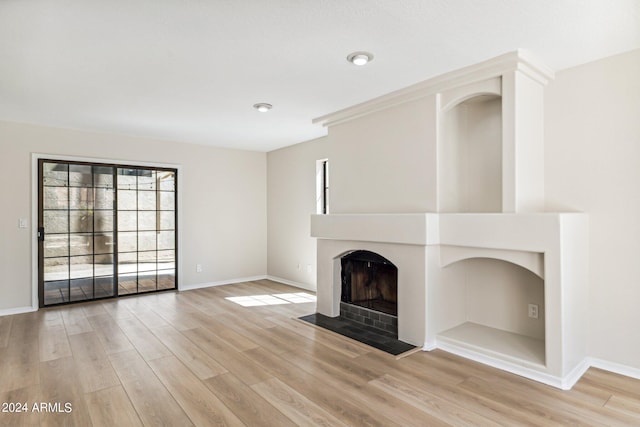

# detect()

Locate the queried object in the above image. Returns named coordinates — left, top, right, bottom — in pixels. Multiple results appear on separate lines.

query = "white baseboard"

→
left=179, top=276, right=267, bottom=292
left=1, top=275, right=308, bottom=315
left=589, top=357, right=640, bottom=381
left=562, top=358, right=592, bottom=390
left=266, top=275, right=317, bottom=292
left=178, top=275, right=316, bottom=292
left=0, top=306, right=37, bottom=317
left=429, top=339, right=640, bottom=389
left=436, top=340, right=574, bottom=389
left=422, top=342, right=437, bottom=351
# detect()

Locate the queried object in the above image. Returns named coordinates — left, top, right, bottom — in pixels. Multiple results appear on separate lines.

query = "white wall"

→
left=266, top=137, right=326, bottom=288
left=266, top=95, right=438, bottom=289
left=329, top=96, right=438, bottom=213
left=0, top=121, right=267, bottom=311
left=545, top=48, right=640, bottom=369
left=461, top=258, right=545, bottom=339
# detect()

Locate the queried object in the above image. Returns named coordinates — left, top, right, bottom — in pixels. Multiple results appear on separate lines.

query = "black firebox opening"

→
left=341, top=250, right=398, bottom=316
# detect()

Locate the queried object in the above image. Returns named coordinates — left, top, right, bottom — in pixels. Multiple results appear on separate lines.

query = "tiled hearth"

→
left=299, top=311, right=415, bottom=356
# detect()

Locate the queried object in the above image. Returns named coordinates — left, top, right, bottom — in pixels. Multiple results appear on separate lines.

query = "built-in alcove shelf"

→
left=437, top=322, right=545, bottom=368
left=426, top=213, right=588, bottom=389
left=440, top=85, right=503, bottom=213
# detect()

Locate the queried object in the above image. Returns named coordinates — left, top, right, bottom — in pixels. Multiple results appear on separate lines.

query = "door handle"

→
left=38, top=227, right=45, bottom=241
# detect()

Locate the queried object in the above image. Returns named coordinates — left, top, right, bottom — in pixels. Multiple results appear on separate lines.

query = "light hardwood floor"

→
left=1, top=279, right=639, bottom=426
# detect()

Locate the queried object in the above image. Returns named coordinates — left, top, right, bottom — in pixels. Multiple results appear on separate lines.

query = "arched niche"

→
left=439, top=78, right=503, bottom=213
left=444, top=257, right=544, bottom=341
left=440, top=245, right=544, bottom=279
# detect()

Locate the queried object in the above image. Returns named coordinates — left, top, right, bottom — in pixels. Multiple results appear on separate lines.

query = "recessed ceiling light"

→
left=347, top=51, right=374, bottom=66
left=253, top=103, right=272, bottom=112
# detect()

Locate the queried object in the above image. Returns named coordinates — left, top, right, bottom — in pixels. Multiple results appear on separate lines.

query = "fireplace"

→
left=299, top=245, right=414, bottom=354
left=312, top=211, right=588, bottom=388
left=309, top=51, right=590, bottom=388
left=341, top=250, right=397, bottom=316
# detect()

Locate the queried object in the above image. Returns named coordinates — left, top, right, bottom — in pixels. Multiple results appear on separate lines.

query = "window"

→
left=316, top=159, right=329, bottom=214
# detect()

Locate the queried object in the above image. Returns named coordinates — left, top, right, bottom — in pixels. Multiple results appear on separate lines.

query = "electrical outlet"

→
left=196, top=264, right=202, bottom=273
left=18, top=218, right=28, bottom=228
left=528, top=304, right=539, bottom=319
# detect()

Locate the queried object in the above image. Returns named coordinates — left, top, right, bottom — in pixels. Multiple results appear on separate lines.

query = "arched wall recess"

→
left=440, top=77, right=502, bottom=112
left=440, top=245, right=544, bottom=279
left=438, top=256, right=546, bottom=342
left=438, top=77, right=503, bottom=213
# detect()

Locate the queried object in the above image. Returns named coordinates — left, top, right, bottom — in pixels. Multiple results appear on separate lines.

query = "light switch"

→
left=18, top=218, right=28, bottom=229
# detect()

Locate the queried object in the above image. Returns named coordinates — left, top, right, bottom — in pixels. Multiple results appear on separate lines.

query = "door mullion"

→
left=67, top=163, right=71, bottom=303
left=92, top=166, right=96, bottom=300
left=114, top=167, right=119, bottom=297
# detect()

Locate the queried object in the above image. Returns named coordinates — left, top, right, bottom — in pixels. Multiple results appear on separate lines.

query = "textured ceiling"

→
left=1, top=0, right=639, bottom=152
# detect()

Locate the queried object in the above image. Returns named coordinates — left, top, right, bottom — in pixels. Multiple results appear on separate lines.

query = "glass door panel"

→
left=40, top=161, right=117, bottom=306
left=116, top=167, right=177, bottom=295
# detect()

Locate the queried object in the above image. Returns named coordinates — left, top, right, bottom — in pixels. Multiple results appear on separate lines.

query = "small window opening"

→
left=316, top=159, right=329, bottom=214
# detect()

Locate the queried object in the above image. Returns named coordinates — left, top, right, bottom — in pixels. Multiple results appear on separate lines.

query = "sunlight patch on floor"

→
left=225, top=292, right=316, bottom=307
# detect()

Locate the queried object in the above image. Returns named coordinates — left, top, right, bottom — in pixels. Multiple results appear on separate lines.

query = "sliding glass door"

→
left=38, top=160, right=177, bottom=307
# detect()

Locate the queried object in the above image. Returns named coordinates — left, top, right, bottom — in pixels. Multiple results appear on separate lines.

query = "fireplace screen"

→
left=341, top=250, right=397, bottom=316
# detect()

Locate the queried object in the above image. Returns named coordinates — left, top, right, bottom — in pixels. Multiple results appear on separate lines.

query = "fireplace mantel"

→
left=311, top=213, right=433, bottom=245
left=311, top=212, right=584, bottom=252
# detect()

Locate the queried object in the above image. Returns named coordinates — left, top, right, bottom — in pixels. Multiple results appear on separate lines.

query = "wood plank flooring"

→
left=1, top=279, right=639, bottom=426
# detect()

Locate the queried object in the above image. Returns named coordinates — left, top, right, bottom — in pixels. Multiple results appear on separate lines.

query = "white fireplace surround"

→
left=312, top=212, right=589, bottom=389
